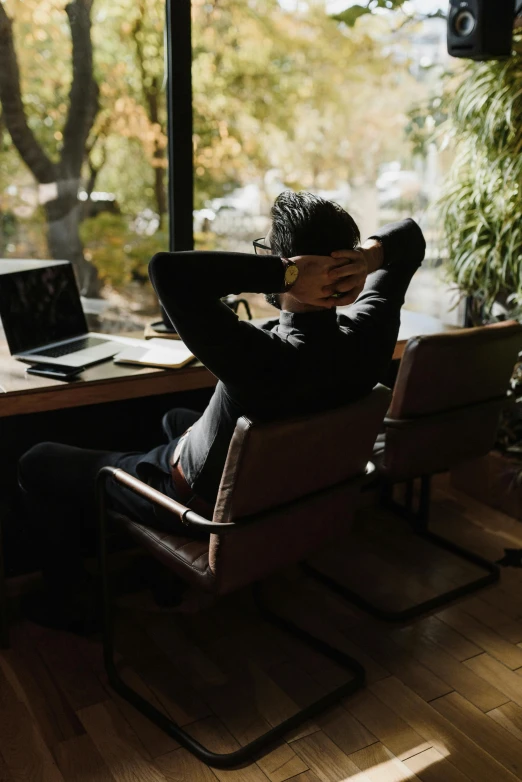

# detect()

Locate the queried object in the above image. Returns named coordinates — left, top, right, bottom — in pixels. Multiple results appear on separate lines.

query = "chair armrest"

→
left=97, top=461, right=377, bottom=535
left=96, top=465, right=237, bottom=535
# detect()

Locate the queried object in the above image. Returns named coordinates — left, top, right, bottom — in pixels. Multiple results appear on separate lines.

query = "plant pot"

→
left=451, top=450, right=522, bottom=520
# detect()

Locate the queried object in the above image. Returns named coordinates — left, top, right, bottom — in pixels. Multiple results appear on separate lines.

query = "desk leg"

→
left=0, top=514, right=8, bottom=648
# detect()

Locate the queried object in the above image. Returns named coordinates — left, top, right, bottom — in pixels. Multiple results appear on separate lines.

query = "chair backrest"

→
left=214, top=384, right=391, bottom=523
left=209, top=385, right=391, bottom=594
left=383, top=321, right=522, bottom=480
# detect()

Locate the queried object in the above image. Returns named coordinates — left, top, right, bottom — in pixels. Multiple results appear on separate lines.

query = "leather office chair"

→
left=306, top=321, right=522, bottom=622
left=97, top=384, right=390, bottom=769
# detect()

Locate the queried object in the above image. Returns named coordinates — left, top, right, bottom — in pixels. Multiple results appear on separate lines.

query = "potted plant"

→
left=439, top=34, right=522, bottom=513
left=440, top=34, right=522, bottom=325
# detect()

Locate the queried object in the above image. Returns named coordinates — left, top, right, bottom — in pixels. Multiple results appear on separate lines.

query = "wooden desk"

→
left=0, top=309, right=454, bottom=418
left=0, top=346, right=216, bottom=418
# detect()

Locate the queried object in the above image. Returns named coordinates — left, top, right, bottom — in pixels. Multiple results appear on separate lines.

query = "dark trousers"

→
left=18, top=408, right=201, bottom=594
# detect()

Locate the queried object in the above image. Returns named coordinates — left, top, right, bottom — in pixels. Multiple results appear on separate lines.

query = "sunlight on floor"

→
left=344, top=748, right=443, bottom=781
left=409, top=745, right=450, bottom=769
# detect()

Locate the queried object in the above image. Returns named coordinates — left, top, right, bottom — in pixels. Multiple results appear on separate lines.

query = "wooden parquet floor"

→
left=3, top=478, right=522, bottom=781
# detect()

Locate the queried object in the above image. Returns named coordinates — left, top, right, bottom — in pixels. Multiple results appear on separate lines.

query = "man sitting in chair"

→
left=19, top=191, right=425, bottom=630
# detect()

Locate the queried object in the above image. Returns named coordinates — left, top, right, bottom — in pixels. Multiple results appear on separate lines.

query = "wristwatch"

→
left=281, top=257, right=299, bottom=290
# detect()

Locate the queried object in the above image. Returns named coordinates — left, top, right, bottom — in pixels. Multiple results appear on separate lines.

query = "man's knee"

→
left=19, top=442, right=65, bottom=495
left=162, top=408, right=200, bottom=440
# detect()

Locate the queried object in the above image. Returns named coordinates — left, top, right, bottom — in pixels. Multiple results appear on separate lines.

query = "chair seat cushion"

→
left=111, top=513, right=215, bottom=592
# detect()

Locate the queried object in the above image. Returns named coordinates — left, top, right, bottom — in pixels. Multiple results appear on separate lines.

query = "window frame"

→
left=166, top=0, right=194, bottom=253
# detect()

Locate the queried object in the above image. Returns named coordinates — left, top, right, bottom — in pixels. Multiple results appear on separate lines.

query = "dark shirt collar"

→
left=278, top=308, right=338, bottom=332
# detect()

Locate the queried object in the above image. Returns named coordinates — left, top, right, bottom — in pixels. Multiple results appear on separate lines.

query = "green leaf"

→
left=331, top=0, right=407, bottom=26
left=331, top=5, right=371, bottom=26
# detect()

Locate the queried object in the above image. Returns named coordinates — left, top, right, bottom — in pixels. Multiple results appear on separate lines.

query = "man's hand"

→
left=323, top=239, right=384, bottom=308
left=288, top=239, right=383, bottom=309
left=287, top=254, right=361, bottom=308
left=321, top=249, right=368, bottom=307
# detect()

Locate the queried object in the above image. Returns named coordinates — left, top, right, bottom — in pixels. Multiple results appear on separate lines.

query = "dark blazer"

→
left=145, top=218, right=426, bottom=503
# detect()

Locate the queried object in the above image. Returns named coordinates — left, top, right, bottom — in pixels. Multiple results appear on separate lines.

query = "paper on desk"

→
left=113, top=338, right=195, bottom=369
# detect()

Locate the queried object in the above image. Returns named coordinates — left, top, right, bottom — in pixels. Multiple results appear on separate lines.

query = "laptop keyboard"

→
left=36, top=336, right=109, bottom=358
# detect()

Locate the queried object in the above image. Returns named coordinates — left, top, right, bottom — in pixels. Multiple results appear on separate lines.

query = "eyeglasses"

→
left=253, top=238, right=272, bottom=256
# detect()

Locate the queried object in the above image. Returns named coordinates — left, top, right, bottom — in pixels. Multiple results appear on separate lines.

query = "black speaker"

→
left=447, top=0, right=516, bottom=60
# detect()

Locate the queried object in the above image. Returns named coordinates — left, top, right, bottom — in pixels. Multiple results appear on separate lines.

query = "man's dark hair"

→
left=269, top=190, right=360, bottom=257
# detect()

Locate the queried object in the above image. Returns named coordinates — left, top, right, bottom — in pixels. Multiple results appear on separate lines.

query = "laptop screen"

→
left=0, top=262, right=88, bottom=354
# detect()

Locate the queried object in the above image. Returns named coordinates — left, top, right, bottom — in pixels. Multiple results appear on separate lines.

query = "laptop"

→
left=0, top=259, right=122, bottom=367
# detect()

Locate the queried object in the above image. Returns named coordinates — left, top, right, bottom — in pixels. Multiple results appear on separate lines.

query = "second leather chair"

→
left=306, top=320, right=522, bottom=621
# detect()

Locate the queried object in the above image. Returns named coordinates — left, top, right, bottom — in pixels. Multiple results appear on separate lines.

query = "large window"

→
left=1, top=0, right=459, bottom=337
left=0, top=0, right=167, bottom=334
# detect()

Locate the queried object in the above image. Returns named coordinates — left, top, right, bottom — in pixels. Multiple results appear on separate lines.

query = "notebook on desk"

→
left=114, top=338, right=195, bottom=369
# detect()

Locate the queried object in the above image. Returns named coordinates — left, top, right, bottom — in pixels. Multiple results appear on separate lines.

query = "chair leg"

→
left=303, top=475, right=500, bottom=624
left=0, top=514, right=9, bottom=649
left=96, top=469, right=366, bottom=770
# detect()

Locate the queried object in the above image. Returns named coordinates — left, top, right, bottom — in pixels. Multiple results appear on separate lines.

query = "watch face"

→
left=285, top=264, right=299, bottom=286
